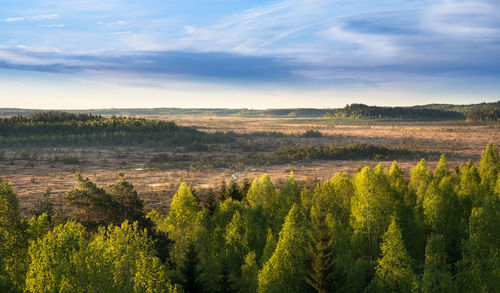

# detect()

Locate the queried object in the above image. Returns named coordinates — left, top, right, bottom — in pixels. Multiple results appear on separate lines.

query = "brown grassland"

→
left=0, top=115, right=498, bottom=215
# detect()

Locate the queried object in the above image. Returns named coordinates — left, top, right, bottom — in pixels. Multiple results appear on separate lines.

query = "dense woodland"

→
left=1, top=144, right=499, bottom=292
left=323, top=102, right=500, bottom=122
left=0, top=112, right=231, bottom=147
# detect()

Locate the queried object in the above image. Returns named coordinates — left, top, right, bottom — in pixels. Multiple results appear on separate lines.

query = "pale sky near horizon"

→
left=0, top=0, right=499, bottom=109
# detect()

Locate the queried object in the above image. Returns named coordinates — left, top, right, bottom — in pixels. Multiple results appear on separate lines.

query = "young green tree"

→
left=457, top=199, right=500, bottom=292
left=0, top=178, right=28, bottom=292
left=478, top=143, right=499, bottom=193
left=25, top=221, right=89, bottom=293
left=434, top=154, right=451, bottom=182
left=258, top=204, right=310, bottom=293
left=457, top=161, right=481, bottom=218
left=421, top=234, right=456, bottom=292
left=87, top=221, right=174, bottom=292
left=410, top=159, right=433, bottom=206
left=246, top=174, right=283, bottom=234
left=239, top=251, right=259, bottom=293
left=351, top=166, right=395, bottom=260
left=260, top=228, right=276, bottom=266
left=165, top=183, right=201, bottom=283
left=369, top=218, right=416, bottom=293
left=423, top=176, right=463, bottom=264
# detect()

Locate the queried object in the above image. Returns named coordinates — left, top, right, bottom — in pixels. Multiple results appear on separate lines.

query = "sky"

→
left=0, top=0, right=499, bottom=109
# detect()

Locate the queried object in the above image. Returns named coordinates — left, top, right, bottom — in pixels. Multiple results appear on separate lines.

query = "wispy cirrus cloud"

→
left=2, top=14, right=59, bottom=22
left=0, top=0, right=499, bottom=99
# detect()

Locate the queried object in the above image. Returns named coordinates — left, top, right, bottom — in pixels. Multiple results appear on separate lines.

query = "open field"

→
left=0, top=115, right=498, bottom=215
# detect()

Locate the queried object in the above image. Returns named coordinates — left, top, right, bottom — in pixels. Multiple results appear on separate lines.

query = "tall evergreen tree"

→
left=369, top=218, right=415, bottom=293
left=107, top=178, right=146, bottom=225
left=457, top=198, right=500, bottom=292
left=421, top=234, right=456, bottom=292
left=306, top=205, right=334, bottom=293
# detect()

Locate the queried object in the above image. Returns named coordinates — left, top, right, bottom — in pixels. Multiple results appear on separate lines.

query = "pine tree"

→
left=306, top=205, right=334, bottom=293
left=258, top=204, right=310, bottom=293
left=227, top=180, right=243, bottom=201
left=107, top=178, right=146, bottom=225
left=369, top=218, right=415, bottom=293
left=65, top=172, right=119, bottom=229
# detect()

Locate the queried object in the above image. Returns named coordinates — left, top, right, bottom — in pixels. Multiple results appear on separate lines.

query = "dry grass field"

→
left=1, top=115, right=498, bottom=215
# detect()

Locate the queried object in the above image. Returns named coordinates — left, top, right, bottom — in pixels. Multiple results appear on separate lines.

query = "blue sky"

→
left=0, top=0, right=499, bottom=109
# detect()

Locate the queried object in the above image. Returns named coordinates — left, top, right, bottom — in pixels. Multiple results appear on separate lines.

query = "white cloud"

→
left=2, top=14, right=59, bottom=22
left=31, top=14, right=59, bottom=21
left=38, top=24, right=65, bottom=28
left=4, top=17, right=25, bottom=22
left=421, top=0, right=500, bottom=37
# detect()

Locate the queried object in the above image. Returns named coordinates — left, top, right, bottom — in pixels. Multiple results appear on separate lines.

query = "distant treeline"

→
left=323, top=101, right=499, bottom=122
left=323, top=104, right=464, bottom=121
left=0, top=108, right=332, bottom=118
left=0, top=111, right=232, bottom=147
left=148, top=143, right=434, bottom=171
left=260, top=143, right=430, bottom=164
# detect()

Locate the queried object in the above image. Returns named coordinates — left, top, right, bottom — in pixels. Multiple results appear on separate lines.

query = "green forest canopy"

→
left=1, top=144, right=499, bottom=292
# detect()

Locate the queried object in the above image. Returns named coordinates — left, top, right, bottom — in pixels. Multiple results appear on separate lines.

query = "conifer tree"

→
left=434, top=154, right=451, bottom=182
left=227, top=180, right=243, bottom=201
left=306, top=205, right=334, bottom=293
left=457, top=161, right=481, bottom=218
left=369, top=218, right=415, bottom=293
left=457, top=199, right=500, bottom=292
left=107, top=178, right=146, bottom=225
left=258, top=204, right=310, bottom=293
left=421, top=234, right=456, bottom=292
left=240, top=251, right=259, bottom=293
left=260, top=228, right=276, bottom=265
left=65, top=172, right=119, bottom=229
